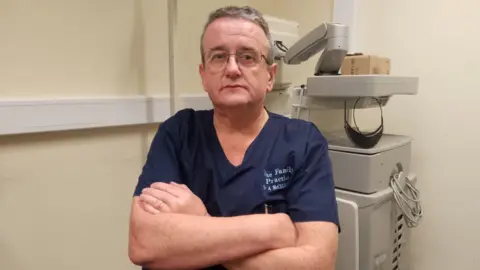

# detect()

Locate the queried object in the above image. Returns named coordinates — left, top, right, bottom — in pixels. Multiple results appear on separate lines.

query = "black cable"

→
left=274, top=40, right=288, bottom=52
left=351, top=97, right=384, bottom=135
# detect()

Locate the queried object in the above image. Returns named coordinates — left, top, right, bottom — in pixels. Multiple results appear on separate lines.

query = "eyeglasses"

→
left=204, top=50, right=269, bottom=72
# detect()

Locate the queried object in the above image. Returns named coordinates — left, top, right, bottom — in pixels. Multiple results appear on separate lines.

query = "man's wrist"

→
left=263, top=213, right=297, bottom=249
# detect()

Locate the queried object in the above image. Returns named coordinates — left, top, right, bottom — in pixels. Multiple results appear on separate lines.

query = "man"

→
left=128, top=5, right=340, bottom=270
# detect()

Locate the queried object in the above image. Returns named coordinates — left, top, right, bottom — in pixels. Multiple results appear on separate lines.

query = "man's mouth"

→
left=222, top=84, right=246, bottom=90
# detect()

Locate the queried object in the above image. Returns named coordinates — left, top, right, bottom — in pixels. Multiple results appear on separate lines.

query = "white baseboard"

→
left=0, top=94, right=213, bottom=136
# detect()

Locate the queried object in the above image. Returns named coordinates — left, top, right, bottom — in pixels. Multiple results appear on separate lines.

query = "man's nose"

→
left=225, top=55, right=241, bottom=77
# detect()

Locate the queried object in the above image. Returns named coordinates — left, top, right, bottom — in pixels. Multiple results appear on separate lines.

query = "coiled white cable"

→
left=390, top=171, right=424, bottom=228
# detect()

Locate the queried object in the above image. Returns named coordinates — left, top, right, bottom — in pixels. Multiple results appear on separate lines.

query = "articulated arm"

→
left=284, top=22, right=349, bottom=75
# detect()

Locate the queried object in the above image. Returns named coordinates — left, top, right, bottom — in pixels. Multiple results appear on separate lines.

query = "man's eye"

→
left=240, top=53, right=255, bottom=61
left=211, top=54, right=226, bottom=60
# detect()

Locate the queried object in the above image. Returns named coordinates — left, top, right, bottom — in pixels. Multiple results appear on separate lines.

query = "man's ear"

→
left=266, top=63, right=277, bottom=93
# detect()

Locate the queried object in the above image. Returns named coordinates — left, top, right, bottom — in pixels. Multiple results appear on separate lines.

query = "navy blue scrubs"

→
left=133, top=108, right=339, bottom=270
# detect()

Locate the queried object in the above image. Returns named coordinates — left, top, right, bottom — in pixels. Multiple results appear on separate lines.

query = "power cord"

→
left=390, top=171, right=424, bottom=228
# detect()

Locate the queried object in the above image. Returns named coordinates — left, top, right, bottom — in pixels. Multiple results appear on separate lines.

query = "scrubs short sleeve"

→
left=133, top=117, right=182, bottom=196
left=286, top=123, right=340, bottom=228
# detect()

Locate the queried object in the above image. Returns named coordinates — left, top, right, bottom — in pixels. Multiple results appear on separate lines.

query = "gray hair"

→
left=200, top=5, right=274, bottom=65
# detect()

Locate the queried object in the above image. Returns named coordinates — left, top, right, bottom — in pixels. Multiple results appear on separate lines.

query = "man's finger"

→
left=142, top=187, right=177, bottom=208
left=140, top=193, right=172, bottom=212
left=150, top=182, right=185, bottom=197
left=141, top=201, right=161, bottom=214
left=138, top=196, right=160, bottom=214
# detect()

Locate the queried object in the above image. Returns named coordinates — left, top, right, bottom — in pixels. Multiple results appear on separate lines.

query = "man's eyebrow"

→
left=206, top=45, right=259, bottom=53
left=206, top=45, right=228, bottom=53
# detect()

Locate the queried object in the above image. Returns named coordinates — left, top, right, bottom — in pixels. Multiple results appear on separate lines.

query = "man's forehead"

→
left=203, top=18, right=268, bottom=51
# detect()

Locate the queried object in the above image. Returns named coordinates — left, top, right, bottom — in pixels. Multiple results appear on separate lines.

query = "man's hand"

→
left=139, top=182, right=208, bottom=216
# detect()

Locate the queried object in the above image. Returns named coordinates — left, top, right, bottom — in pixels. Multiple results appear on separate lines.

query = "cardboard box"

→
left=341, top=54, right=391, bottom=75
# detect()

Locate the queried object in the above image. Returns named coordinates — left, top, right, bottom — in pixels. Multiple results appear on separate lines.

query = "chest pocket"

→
left=252, top=199, right=288, bottom=215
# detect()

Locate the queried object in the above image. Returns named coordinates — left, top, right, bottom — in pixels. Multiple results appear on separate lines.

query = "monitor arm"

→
left=284, top=22, right=349, bottom=76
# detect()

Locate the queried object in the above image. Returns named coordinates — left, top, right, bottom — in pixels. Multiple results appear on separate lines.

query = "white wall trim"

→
left=177, top=94, right=212, bottom=111
left=0, top=96, right=170, bottom=136
left=0, top=94, right=213, bottom=136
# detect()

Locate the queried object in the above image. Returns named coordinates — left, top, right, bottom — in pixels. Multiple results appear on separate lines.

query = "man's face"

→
left=199, top=17, right=276, bottom=108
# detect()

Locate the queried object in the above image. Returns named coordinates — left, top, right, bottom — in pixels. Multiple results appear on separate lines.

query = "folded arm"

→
left=128, top=197, right=296, bottom=270
left=224, top=221, right=339, bottom=270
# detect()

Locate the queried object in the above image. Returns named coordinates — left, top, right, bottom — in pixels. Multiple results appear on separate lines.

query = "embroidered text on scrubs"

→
left=263, top=166, right=293, bottom=192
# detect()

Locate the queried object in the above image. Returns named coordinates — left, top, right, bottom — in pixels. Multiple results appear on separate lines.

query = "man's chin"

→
left=214, top=97, right=251, bottom=108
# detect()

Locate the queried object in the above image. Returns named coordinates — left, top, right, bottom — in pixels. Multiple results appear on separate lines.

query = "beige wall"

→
left=0, top=1, right=332, bottom=270
left=355, top=1, right=479, bottom=269
left=0, top=126, right=153, bottom=270
left=0, top=0, right=169, bottom=97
